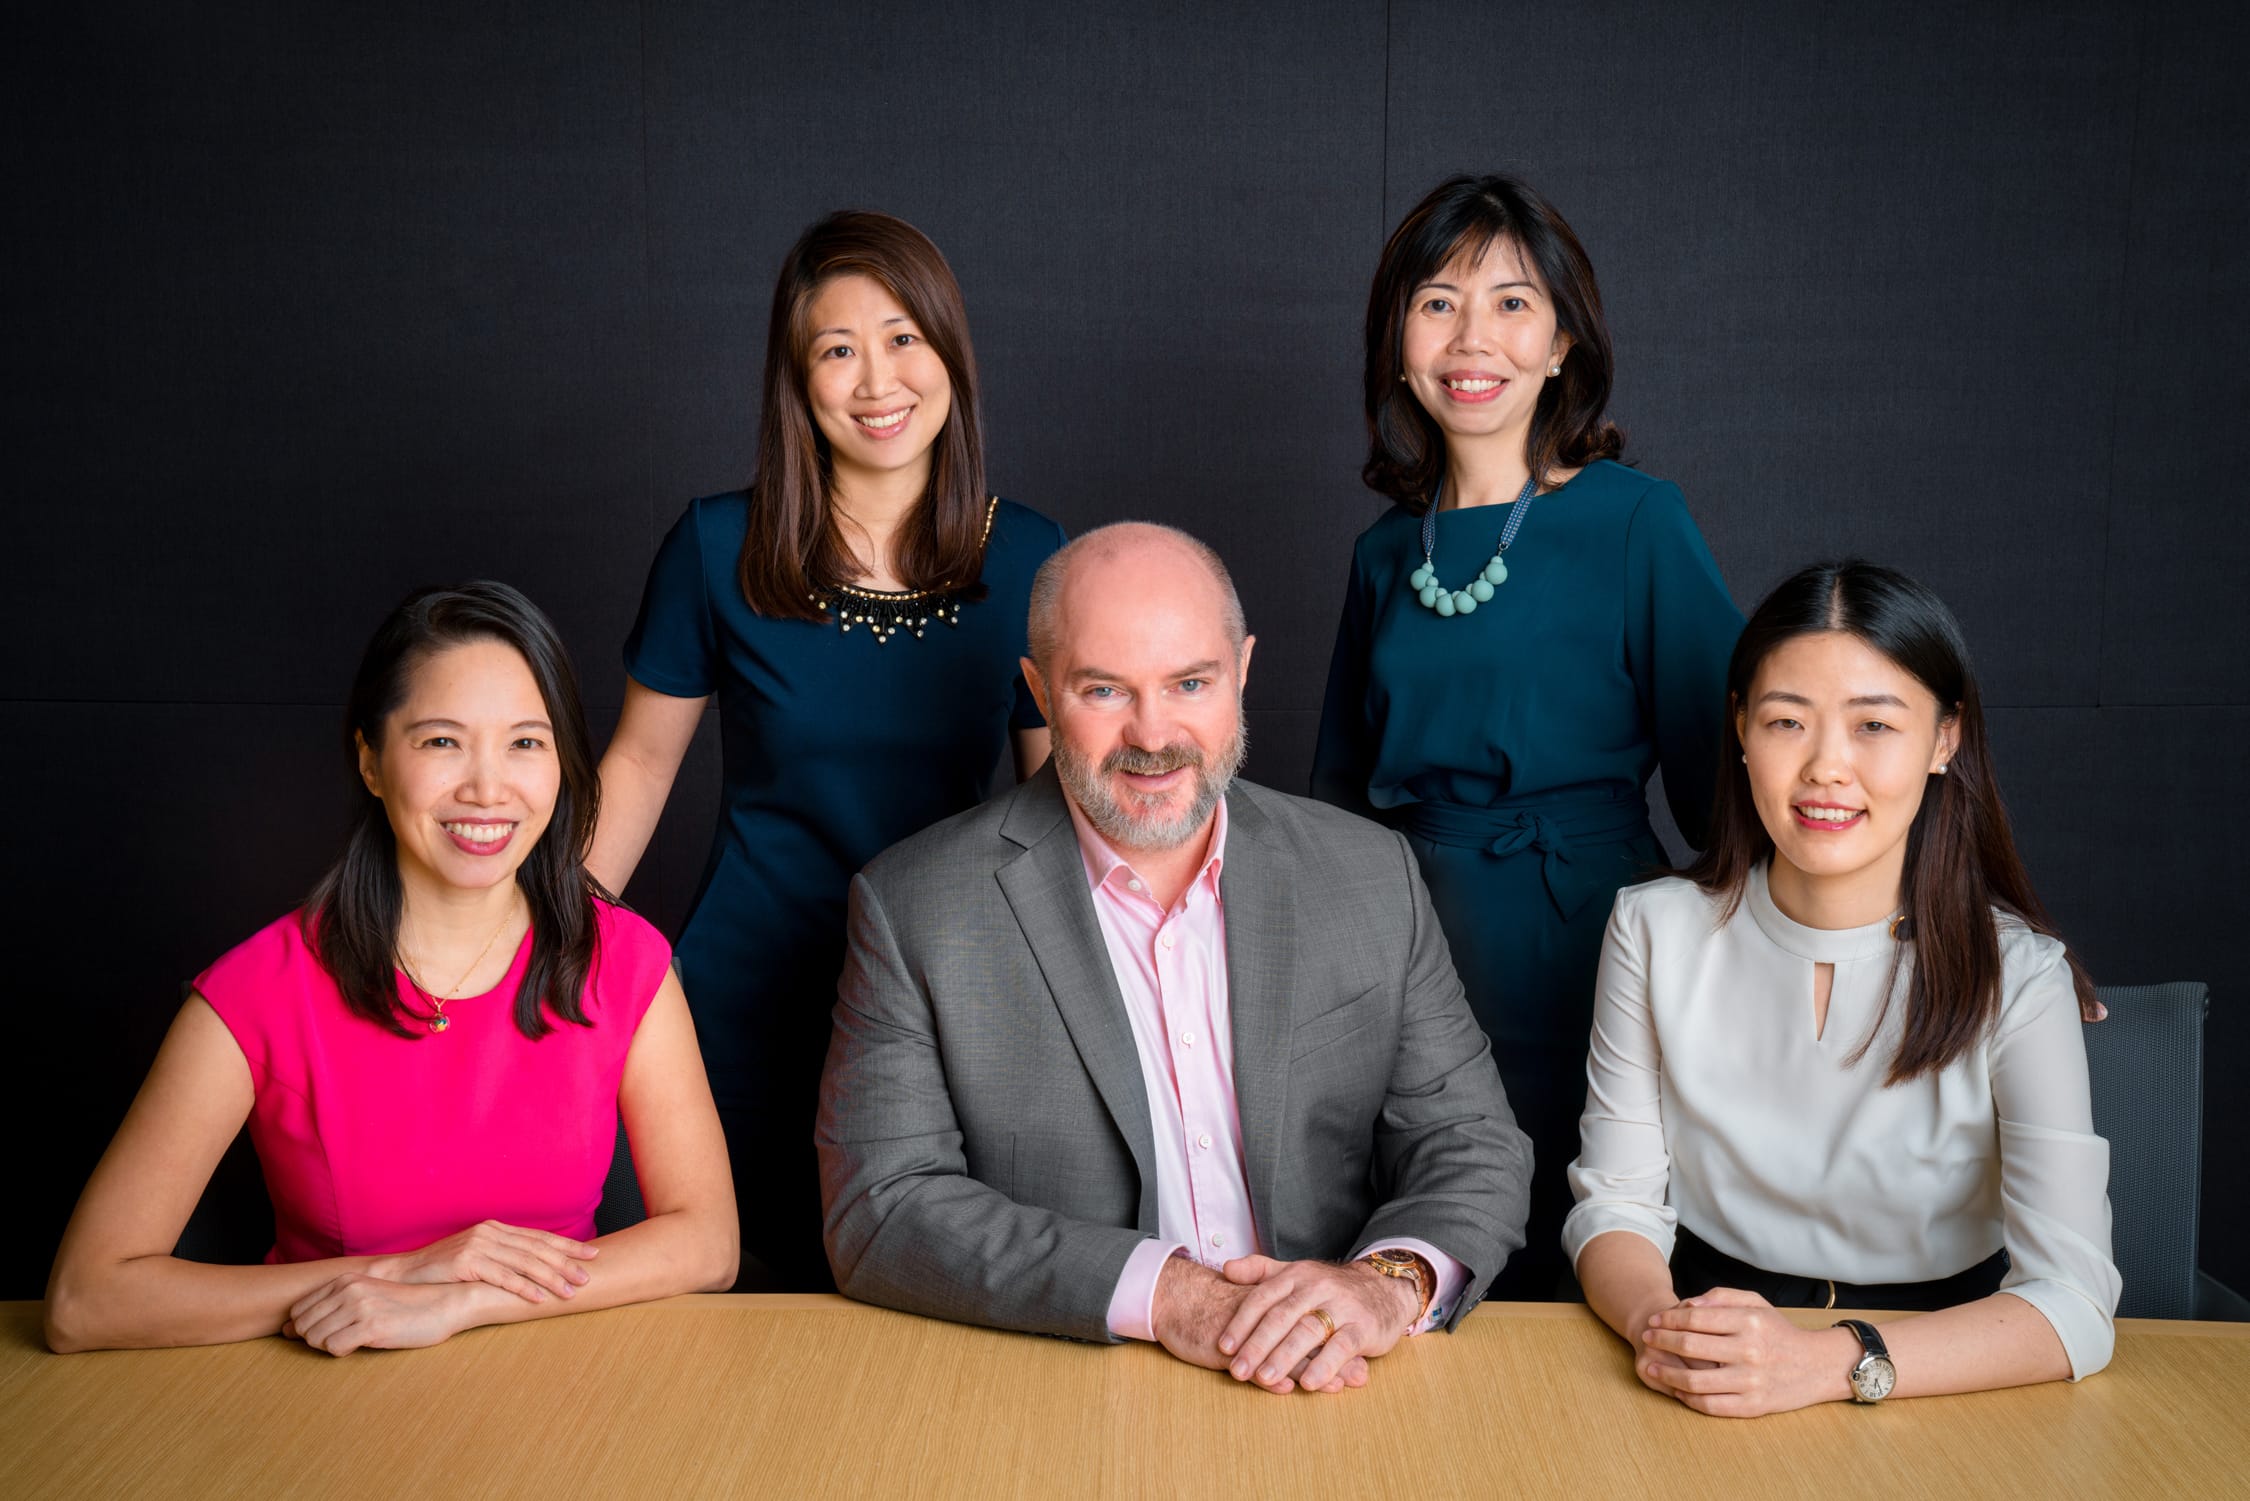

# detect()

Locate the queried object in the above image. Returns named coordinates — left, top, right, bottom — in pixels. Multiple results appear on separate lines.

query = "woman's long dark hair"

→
left=303, top=581, right=605, bottom=1040
left=739, top=209, right=991, bottom=620
left=1363, top=174, right=1623, bottom=511
left=1683, top=561, right=2093, bottom=1083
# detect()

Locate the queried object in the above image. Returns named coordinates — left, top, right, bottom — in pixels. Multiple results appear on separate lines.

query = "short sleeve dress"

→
left=623, top=492, right=1064, bottom=1287
left=193, top=899, right=672, bottom=1262
left=1312, top=460, right=1741, bottom=1296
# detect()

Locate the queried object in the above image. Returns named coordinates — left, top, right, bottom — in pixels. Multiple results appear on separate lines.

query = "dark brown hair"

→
left=303, top=581, right=605, bottom=1039
left=1363, top=174, right=1623, bottom=512
left=739, top=210, right=990, bottom=619
left=1683, top=560, right=2094, bottom=1083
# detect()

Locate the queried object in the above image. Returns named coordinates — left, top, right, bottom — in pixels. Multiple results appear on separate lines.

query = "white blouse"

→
left=1562, top=864, right=2120, bottom=1378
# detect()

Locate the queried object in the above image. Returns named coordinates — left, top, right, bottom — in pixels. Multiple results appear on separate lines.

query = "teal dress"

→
left=1313, top=460, right=1741, bottom=1298
left=625, top=493, right=1064, bottom=1289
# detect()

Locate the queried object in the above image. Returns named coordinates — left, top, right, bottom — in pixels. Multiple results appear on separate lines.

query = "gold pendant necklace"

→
left=398, top=896, right=520, bottom=1034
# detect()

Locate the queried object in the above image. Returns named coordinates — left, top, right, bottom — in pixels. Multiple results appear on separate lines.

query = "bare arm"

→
left=588, top=677, right=709, bottom=894
left=1578, top=1228, right=1681, bottom=1348
left=1011, top=727, right=1050, bottom=781
left=1845, top=1296, right=2069, bottom=1398
left=44, top=999, right=394, bottom=1351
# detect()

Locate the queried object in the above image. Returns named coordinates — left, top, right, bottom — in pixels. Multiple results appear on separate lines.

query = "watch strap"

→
left=1833, top=1318, right=1888, bottom=1360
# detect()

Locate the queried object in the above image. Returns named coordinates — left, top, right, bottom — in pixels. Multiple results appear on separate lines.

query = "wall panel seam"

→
left=1379, top=0, right=1392, bottom=231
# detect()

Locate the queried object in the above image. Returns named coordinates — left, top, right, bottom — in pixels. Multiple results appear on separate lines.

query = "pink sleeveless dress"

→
left=193, top=899, right=670, bottom=1264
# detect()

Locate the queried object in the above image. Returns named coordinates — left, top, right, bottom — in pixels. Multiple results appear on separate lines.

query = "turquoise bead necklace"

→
left=1409, top=473, right=1539, bottom=616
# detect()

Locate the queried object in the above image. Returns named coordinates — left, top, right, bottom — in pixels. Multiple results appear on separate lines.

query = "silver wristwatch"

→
left=1834, top=1318, right=1896, bottom=1402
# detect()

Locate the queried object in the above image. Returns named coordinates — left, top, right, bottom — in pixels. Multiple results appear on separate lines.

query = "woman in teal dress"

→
left=1313, top=175, right=1741, bottom=1299
left=591, top=212, right=1063, bottom=1290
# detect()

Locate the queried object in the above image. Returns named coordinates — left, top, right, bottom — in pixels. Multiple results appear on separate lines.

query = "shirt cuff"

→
left=1351, top=1237, right=1468, bottom=1335
left=1106, top=1239, right=1189, bottom=1342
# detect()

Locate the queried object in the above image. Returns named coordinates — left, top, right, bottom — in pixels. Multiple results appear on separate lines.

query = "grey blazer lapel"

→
left=995, top=770, right=1159, bottom=1233
left=1217, top=786, right=1297, bottom=1252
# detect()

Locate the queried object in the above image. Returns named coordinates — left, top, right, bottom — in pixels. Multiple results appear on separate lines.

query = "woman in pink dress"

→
left=45, top=582, right=737, bottom=1354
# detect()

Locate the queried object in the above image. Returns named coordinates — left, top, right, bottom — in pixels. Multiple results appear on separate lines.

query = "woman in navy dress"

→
left=591, top=212, right=1063, bottom=1290
left=1313, top=175, right=1741, bottom=1299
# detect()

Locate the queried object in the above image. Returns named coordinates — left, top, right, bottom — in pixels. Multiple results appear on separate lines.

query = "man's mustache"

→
left=1103, top=743, right=1205, bottom=776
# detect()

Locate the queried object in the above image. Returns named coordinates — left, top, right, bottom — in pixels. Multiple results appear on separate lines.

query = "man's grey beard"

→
left=1053, top=716, right=1249, bottom=853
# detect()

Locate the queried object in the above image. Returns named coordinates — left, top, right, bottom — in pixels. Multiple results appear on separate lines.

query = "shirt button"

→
left=1127, top=878, right=1142, bottom=892
left=1180, top=1030, right=1196, bottom=1048
left=1198, top=1133, right=1213, bottom=1149
left=1159, top=932, right=1174, bottom=950
left=1210, top=1233, right=1225, bottom=1249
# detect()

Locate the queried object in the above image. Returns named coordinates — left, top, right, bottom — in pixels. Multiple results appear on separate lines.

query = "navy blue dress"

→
left=1313, top=460, right=1741, bottom=1297
left=625, top=493, right=1064, bottom=1288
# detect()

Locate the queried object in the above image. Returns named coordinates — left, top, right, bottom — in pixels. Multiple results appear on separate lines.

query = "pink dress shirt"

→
left=193, top=900, right=669, bottom=1264
left=1066, top=799, right=1466, bottom=1341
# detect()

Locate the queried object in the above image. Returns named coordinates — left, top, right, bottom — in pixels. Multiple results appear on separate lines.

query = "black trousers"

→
left=1669, top=1225, right=2009, bottom=1311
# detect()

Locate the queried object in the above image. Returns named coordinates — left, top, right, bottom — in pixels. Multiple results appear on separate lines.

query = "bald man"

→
left=817, top=523, right=1530, bottom=1394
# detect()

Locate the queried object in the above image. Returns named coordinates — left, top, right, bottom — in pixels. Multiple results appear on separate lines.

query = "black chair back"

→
left=2082, top=981, right=2208, bottom=1319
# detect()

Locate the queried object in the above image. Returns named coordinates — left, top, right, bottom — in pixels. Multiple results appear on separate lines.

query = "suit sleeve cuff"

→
left=1352, top=1237, right=1467, bottom=1335
left=1106, top=1239, right=1188, bottom=1342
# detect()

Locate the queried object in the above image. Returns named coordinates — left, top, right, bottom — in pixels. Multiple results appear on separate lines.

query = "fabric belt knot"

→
left=1393, top=787, right=1651, bottom=920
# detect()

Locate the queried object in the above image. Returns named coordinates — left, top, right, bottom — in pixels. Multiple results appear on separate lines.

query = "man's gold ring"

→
left=1308, top=1307, right=1338, bottom=1342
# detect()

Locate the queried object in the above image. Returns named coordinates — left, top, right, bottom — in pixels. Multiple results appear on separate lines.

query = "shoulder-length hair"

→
left=739, top=209, right=990, bottom=620
left=1362, top=174, right=1623, bottom=512
left=1683, top=560, right=2094, bottom=1083
left=303, top=581, right=605, bottom=1040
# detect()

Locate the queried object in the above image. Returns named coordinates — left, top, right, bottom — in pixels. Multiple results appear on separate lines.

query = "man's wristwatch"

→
left=1834, top=1318, right=1896, bottom=1402
left=1359, top=1249, right=1435, bottom=1327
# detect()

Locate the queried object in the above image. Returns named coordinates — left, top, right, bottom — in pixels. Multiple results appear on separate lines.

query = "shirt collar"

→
left=1065, top=793, right=1230, bottom=903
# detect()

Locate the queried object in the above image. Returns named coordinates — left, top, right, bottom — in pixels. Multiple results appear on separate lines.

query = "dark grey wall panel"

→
left=13, top=2, right=651, bottom=706
left=2097, top=1, right=2250, bottom=705
left=1384, top=0, right=2138, bottom=707
left=5, top=701, right=351, bottom=1287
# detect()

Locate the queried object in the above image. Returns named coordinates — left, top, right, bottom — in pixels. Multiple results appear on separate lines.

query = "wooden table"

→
left=2, top=1296, right=2244, bottom=1498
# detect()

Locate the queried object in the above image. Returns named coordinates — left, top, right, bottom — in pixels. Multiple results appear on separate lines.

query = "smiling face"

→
left=1023, top=530, right=1254, bottom=855
left=1737, top=630, right=1960, bottom=912
left=802, top=272, right=953, bottom=492
left=1400, top=235, right=1573, bottom=461
left=357, top=637, right=560, bottom=901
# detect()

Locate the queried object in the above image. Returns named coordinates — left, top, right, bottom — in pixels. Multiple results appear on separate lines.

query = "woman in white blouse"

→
left=1566, top=560, right=2118, bottom=1416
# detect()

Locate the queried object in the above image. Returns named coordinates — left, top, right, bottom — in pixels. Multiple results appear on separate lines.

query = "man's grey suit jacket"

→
left=816, top=765, right=1533, bottom=1342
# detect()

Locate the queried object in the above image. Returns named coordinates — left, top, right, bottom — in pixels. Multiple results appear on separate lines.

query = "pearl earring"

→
left=1937, top=763, right=1949, bottom=773
left=1548, top=365, right=1561, bottom=376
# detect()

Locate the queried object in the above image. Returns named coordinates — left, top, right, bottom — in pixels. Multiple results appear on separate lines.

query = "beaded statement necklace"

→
left=812, top=494, right=1000, bottom=645
left=1409, top=474, right=1539, bottom=617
